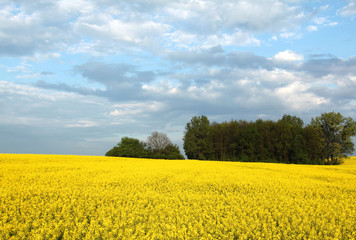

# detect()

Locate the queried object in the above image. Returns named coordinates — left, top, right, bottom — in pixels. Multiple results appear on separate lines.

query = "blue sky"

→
left=1, top=0, right=356, bottom=155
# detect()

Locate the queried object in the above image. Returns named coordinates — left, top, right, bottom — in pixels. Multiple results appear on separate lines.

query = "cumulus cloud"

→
left=165, top=0, right=307, bottom=34
left=75, top=16, right=171, bottom=50
left=273, top=50, right=304, bottom=62
left=0, top=2, right=76, bottom=56
left=274, top=82, right=327, bottom=111
left=0, top=0, right=313, bottom=57
left=203, top=31, right=261, bottom=48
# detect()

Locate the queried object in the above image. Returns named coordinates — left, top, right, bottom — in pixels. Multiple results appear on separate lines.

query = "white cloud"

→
left=279, top=32, right=296, bottom=39
left=203, top=31, right=261, bottom=48
left=313, top=17, right=327, bottom=25
left=109, top=108, right=142, bottom=117
left=6, top=64, right=31, bottom=73
left=109, top=102, right=166, bottom=117
left=307, top=25, right=318, bottom=32
left=167, top=30, right=199, bottom=49
left=58, top=0, right=94, bottom=15
left=65, top=120, right=99, bottom=128
left=275, top=82, right=327, bottom=111
left=274, top=50, right=304, bottom=62
left=74, top=16, right=172, bottom=52
left=339, top=1, right=356, bottom=17
left=216, top=0, right=306, bottom=32
left=0, top=81, right=59, bottom=101
left=0, top=0, right=316, bottom=56
left=326, top=22, right=338, bottom=27
left=16, top=73, right=40, bottom=79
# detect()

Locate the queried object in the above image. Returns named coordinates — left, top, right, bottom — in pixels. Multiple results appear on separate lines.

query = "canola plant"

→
left=0, top=154, right=355, bottom=239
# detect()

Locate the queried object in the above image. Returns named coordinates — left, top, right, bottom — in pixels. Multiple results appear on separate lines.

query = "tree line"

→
left=183, top=112, right=356, bottom=165
left=106, top=131, right=184, bottom=159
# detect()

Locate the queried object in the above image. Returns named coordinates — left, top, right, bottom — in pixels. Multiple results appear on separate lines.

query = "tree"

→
left=160, top=144, right=185, bottom=160
left=311, top=112, right=356, bottom=164
left=146, top=131, right=172, bottom=153
left=106, top=133, right=185, bottom=160
left=105, top=137, right=147, bottom=158
left=290, top=134, right=309, bottom=164
left=182, top=113, right=355, bottom=164
left=302, top=125, right=323, bottom=164
left=280, top=114, right=304, bottom=128
left=183, top=115, right=211, bottom=160
left=146, top=131, right=184, bottom=159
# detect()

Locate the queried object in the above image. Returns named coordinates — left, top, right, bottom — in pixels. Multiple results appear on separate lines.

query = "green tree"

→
left=274, top=120, right=294, bottom=163
left=161, top=144, right=185, bottom=160
left=311, top=112, right=356, bottom=164
left=237, top=121, right=259, bottom=162
left=183, top=115, right=211, bottom=160
left=105, top=137, right=147, bottom=158
left=302, top=125, right=323, bottom=164
left=255, top=119, right=275, bottom=162
left=290, top=134, right=309, bottom=164
left=281, top=114, right=304, bottom=128
left=107, top=133, right=185, bottom=160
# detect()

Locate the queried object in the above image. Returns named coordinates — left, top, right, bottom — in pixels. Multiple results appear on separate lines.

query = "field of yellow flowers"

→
left=0, top=154, right=355, bottom=239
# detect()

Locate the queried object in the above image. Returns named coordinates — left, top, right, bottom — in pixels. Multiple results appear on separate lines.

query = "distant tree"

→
left=183, top=115, right=211, bottom=160
left=160, top=144, right=185, bottom=160
left=302, top=125, right=324, bottom=164
left=281, top=114, right=304, bottom=128
left=237, top=121, right=259, bottom=162
left=311, top=112, right=356, bottom=164
left=106, top=133, right=185, bottom=160
left=290, top=134, right=309, bottom=164
left=255, top=119, right=275, bottom=161
left=146, top=131, right=172, bottom=153
left=146, top=131, right=184, bottom=159
left=182, top=113, right=355, bottom=165
left=105, top=137, right=147, bottom=158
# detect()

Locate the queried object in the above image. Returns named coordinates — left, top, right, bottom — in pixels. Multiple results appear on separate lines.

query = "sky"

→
left=1, top=0, right=356, bottom=156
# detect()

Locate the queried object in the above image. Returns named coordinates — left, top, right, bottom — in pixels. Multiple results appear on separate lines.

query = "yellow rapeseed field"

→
left=0, top=154, right=355, bottom=239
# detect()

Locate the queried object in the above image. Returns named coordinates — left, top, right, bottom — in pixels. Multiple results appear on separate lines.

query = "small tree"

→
left=105, top=137, right=147, bottom=158
left=106, top=133, right=184, bottom=159
left=311, top=112, right=356, bottom=164
left=146, top=131, right=185, bottom=159
left=146, top=131, right=172, bottom=153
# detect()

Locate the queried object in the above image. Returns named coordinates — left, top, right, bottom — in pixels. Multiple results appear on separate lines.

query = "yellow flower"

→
left=0, top=154, right=355, bottom=239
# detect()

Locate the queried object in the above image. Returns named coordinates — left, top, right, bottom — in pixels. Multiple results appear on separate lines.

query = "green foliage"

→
left=105, top=137, right=147, bottom=158
left=290, top=134, right=309, bottom=164
left=183, top=115, right=211, bottom=160
left=183, top=113, right=356, bottom=165
left=106, top=133, right=184, bottom=160
left=149, top=144, right=185, bottom=160
left=311, top=112, right=356, bottom=165
left=281, top=114, right=304, bottom=128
